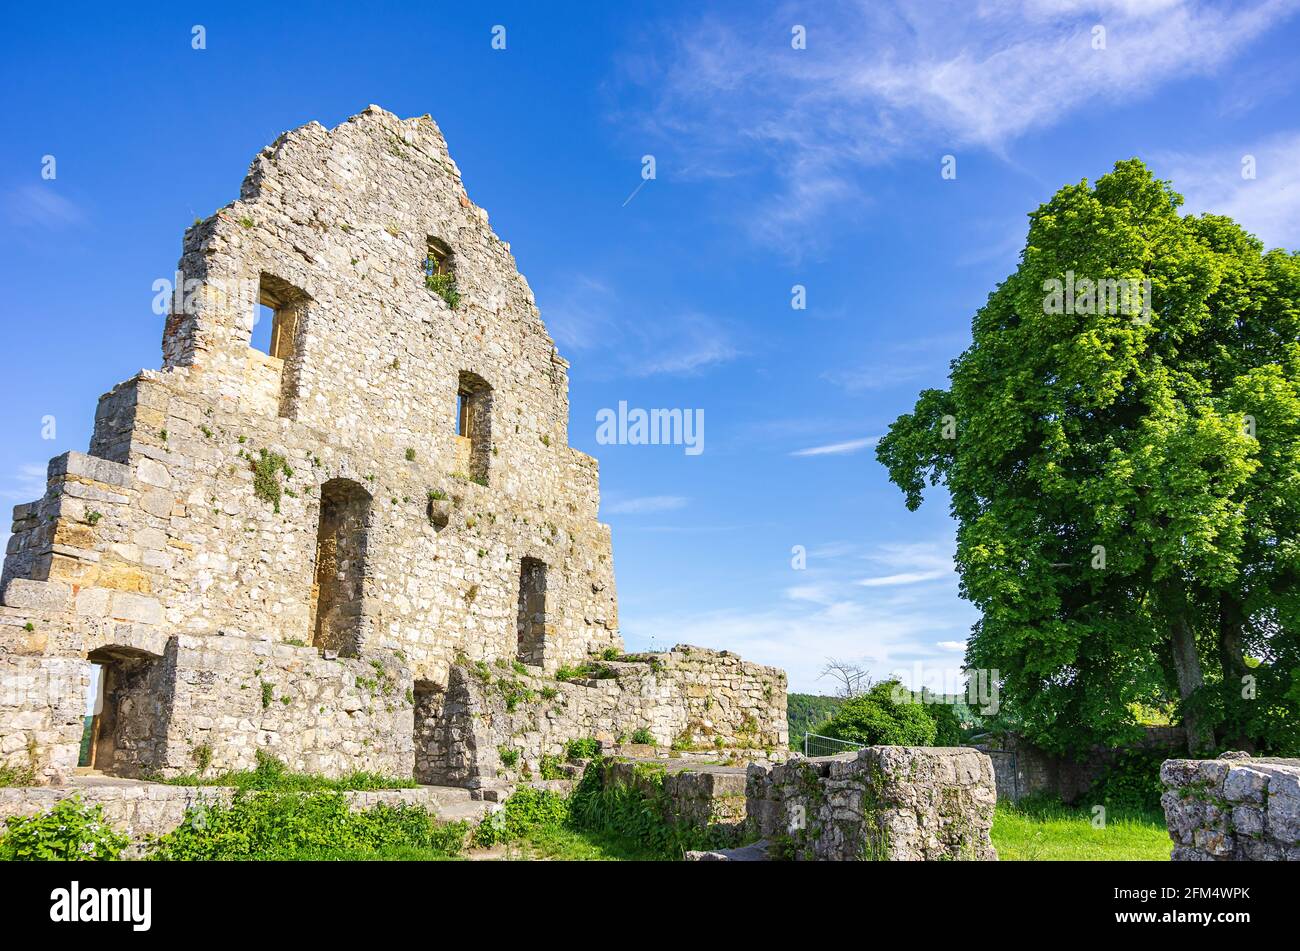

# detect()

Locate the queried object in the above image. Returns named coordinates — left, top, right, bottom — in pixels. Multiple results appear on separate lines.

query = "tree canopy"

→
left=877, top=159, right=1300, bottom=756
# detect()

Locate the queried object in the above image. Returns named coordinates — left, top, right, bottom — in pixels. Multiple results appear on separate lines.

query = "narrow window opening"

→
left=77, top=662, right=105, bottom=768
left=309, top=478, right=371, bottom=657
left=516, top=557, right=548, bottom=666
left=454, top=371, right=492, bottom=484
left=424, top=237, right=452, bottom=278
left=250, top=303, right=276, bottom=355
left=424, top=237, right=459, bottom=308
left=249, top=273, right=311, bottom=418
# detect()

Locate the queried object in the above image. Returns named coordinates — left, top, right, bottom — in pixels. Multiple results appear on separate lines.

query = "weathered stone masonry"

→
left=0, top=106, right=786, bottom=785
left=1161, top=754, right=1300, bottom=861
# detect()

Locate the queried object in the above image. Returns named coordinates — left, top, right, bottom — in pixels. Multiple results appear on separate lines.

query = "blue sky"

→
left=2, top=1, right=1299, bottom=694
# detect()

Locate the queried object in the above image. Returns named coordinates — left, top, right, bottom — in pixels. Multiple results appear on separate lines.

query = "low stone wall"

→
left=161, top=633, right=414, bottom=778
left=0, top=780, right=483, bottom=858
left=747, top=747, right=997, bottom=860
left=1161, top=754, right=1300, bottom=861
left=976, top=727, right=1186, bottom=804
left=601, top=758, right=748, bottom=835
left=418, top=647, right=786, bottom=786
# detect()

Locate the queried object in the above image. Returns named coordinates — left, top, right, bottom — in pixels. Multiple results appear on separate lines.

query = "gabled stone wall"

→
left=0, top=107, right=787, bottom=786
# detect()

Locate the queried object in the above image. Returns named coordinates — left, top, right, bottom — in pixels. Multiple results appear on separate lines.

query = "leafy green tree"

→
left=818, top=679, right=938, bottom=746
left=787, top=693, right=842, bottom=740
left=877, top=160, right=1300, bottom=756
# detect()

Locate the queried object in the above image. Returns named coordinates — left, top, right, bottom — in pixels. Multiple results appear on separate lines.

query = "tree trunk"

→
left=1217, top=592, right=1249, bottom=683
left=1170, top=610, right=1212, bottom=754
left=1217, top=592, right=1254, bottom=753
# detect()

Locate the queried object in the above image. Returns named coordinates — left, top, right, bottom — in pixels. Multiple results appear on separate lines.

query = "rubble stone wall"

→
left=1161, top=754, right=1300, bottom=861
left=0, top=655, right=87, bottom=783
left=747, top=746, right=998, bottom=861
left=418, top=646, right=787, bottom=786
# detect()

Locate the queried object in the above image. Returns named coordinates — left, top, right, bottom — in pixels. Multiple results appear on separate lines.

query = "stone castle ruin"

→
left=0, top=106, right=787, bottom=788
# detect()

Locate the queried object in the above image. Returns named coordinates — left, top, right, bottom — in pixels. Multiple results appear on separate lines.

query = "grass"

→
left=991, top=797, right=1171, bottom=861
left=488, top=822, right=664, bottom=861
left=249, top=844, right=462, bottom=861
left=161, top=751, right=416, bottom=792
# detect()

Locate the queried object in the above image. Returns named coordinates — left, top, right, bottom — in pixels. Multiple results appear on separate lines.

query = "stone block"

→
left=1, top=579, right=72, bottom=613
left=109, top=592, right=163, bottom=625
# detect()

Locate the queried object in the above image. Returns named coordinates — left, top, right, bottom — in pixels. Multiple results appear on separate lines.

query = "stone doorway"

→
left=80, top=646, right=168, bottom=778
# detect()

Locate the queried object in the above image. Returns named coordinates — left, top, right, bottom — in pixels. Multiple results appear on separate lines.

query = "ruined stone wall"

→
left=419, top=647, right=786, bottom=786
left=0, top=106, right=787, bottom=787
left=1161, top=754, right=1300, bottom=861
left=747, top=747, right=998, bottom=861
left=651, top=647, right=788, bottom=752
left=0, top=655, right=87, bottom=783
left=5, top=105, right=617, bottom=669
left=159, top=634, right=414, bottom=777
left=977, top=727, right=1187, bottom=804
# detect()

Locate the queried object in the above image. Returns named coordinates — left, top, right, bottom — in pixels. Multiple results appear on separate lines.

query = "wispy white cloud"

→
left=623, top=534, right=972, bottom=692
left=0, top=463, right=47, bottom=555
left=936, top=640, right=967, bottom=652
left=1158, top=130, right=1300, bottom=250
left=541, top=276, right=739, bottom=376
left=790, top=436, right=879, bottom=457
left=624, top=0, right=1294, bottom=249
left=0, top=464, right=47, bottom=502
left=857, top=570, right=948, bottom=587
left=604, top=495, right=689, bottom=515
left=2, top=185, right=86, bottom=230
left=824, top=332, right=968, bottom=394
left=629, top=314, right=739, bottom=376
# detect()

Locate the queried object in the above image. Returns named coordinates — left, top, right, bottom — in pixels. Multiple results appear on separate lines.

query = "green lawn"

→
left=300, top=801, right=1176, bottom=862
left=483, top=823, right=666, bottom=861
left=991, top=798, right=1172, bottom=861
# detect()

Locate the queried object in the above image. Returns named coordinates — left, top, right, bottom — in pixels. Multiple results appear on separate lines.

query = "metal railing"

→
left=802, top=732, right=866, bottom=757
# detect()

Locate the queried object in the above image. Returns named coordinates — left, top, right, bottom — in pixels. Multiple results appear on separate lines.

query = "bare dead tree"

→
left=818, top=659, right=871, bottom=699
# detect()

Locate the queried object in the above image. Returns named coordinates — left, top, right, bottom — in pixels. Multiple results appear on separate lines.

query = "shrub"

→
left=1091, top=748, right=1167, bottom=814
left=498, top=747, right=520, bottom=768
left=472, top=785, right=569, bottom=848
left=555, top=662, right=616, bottom=682
left=928, top=701, right=967, bottom=746
left=149, top=791, right=466, bottom=860
left=0, top=796, right=130, bottom=861
left=629, top=728, right=656, bottom=746
left=818, top=679, right=938, bottom=746
left=0, top=764, right=37, bottom=787
left=787, top=693, right=842, bottom=741
left=425, top=272, right=460, bottom=309
left=163, top=750, right=415, bottom=791
left=568, top=759, right=741, bottom=858
left=564, top=737, right=600, bottom=761
left=251, top=448, right=293, bottom=513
